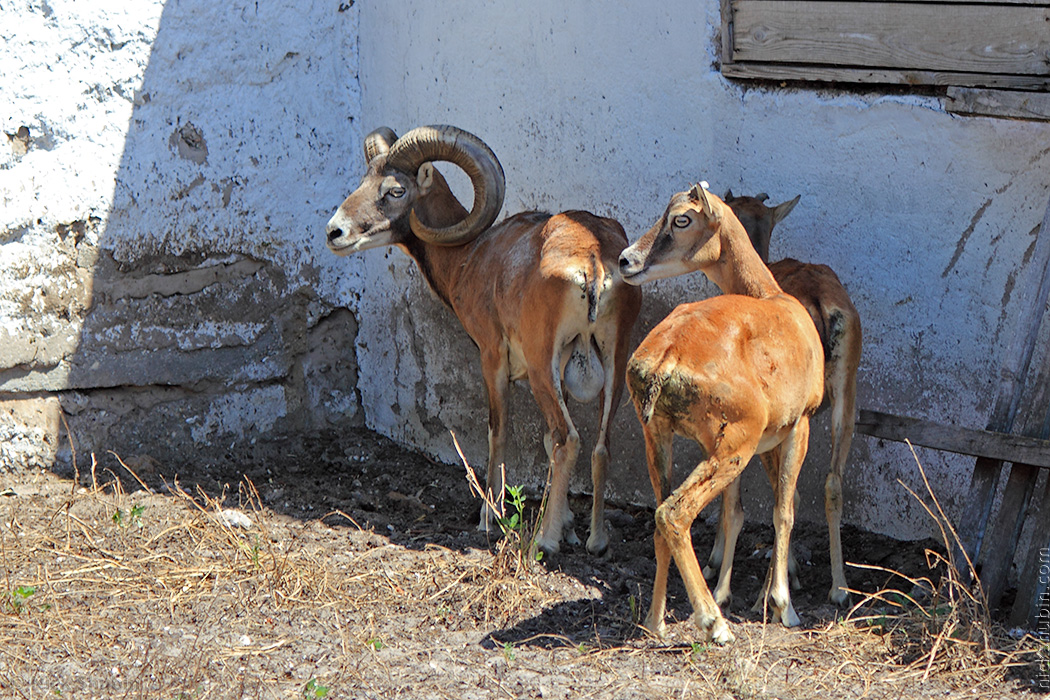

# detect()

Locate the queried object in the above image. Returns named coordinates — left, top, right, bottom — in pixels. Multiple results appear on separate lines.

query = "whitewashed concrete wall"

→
left=3, top=1, right=1049, bottom=550
left=346, top=2, right=1050, bottom=543
left=1, top=1, right=361, bottom=469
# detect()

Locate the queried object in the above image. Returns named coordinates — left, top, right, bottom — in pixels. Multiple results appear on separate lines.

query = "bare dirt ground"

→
left=0, top=426, right=1044, bottom=699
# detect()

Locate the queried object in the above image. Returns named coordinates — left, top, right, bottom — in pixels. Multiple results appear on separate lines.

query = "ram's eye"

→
left=672, top=215, right=691, bottom=229
left=387, top=186, right=406, bottom=199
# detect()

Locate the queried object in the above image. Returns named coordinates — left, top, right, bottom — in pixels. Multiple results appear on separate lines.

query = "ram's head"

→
left=326, top=125, right=505, bottom=254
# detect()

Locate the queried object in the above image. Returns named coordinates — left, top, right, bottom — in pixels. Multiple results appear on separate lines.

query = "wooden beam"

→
left=946, top=88, right=1050, bottom=122
left=856, top=410, right=1050, bottom=469
left=720, top=63, right=1050, bottom=92
left=981, top=348, right=1050, bottom=609
left=730, top=1, right=1050, bottom=75
left=1010, top=476, right=1050, bottom=629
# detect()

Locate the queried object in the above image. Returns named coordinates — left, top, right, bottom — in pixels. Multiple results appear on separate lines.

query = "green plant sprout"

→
left=499, top=484, right=527, bottom=532
left=3, top=585, right=36, bottom=615
left=302, top=679, right=329, bottom=698
left=452, top=431, right=546, bottom=568
left=112, top=504, right=146, bottom=528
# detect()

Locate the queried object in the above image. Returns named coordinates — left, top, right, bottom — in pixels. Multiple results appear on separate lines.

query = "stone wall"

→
left=1, top=1, right=362, bottom=472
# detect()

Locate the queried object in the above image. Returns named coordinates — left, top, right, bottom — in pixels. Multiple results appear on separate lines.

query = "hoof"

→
left=701, top=564, right=717, bottom=580
left=535, top=533, right=561, bottom=556
left=642, top=615, right=667, bottom=640
left=775, top=602, right=801, bottom=628
left=751, top=595, right=800, bottom=628
left=586, top=529, right=609, bottom=557
left=829, top=587, right=850, bottom=607
left=711, top=619, right=735, bottom=645
left=694, top=612, right=734, bottom=645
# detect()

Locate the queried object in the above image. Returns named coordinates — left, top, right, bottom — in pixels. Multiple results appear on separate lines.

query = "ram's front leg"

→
left=478, top=350, right=511, bottom=532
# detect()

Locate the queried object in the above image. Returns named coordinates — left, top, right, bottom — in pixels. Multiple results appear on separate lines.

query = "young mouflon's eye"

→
left=672, top=214, right=690, bottom=229
left=388, top=186, right=406, bottom=198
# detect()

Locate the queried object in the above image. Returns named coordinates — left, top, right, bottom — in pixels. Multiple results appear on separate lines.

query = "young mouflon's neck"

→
left=706, top=216, right=782, bottom=299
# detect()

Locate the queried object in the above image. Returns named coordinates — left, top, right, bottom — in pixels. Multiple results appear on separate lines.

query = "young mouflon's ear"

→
left=689, top=181, right=714, bottom=217
left=772, top=195, right=801, bottom=225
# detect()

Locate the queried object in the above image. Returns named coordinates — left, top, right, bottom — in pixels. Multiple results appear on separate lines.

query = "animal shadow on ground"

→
left=60, top=425, right=946, bottom=639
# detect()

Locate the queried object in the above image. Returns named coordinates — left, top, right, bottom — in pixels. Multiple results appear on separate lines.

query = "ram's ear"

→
left=416, top=162, right=435, bottom=192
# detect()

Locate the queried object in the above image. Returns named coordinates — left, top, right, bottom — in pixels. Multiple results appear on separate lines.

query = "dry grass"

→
left=836, top=442, right=1041, bottom=692
left=0, top=453, right=570, bottom=698
left=0, top=461, right=353, bottom=697
left=0, top=435, right=1042, bottom=699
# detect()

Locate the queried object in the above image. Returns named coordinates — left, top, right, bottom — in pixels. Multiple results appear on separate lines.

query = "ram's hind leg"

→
left=587, top=384, right=613, bottom=556
left=586, top=330, right=631, bottom=556
left=530, top=361, right=581, bottom=554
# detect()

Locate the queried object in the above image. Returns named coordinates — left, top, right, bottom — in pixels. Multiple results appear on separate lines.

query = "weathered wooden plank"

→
left=721, top=0, right=736, bottom=69
left=856, top=410, right=1050, bottom=468
left=872, top=0, right=1049, bottom=4
left=1009, top=476, right=1050, bottom=629
left=946, top=88, right=1050, bottom=122
left=981, top=463, right=1040, bottom=607
left=820, top=0, right=1049, bottom=4
left=730, top=1, right=1050, bottom=75
left=720, top=62, right=1050, bottom=91
left=956, top=197, right=1050, bottom=570
left=981, top=346, right=1050, bottom=608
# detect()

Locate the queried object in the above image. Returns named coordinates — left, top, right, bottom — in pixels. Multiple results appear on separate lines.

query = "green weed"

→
left=112, top=504, right=146, bottom=528
left=3, top=585, right=36, bottom=615
left=302, top=679, right=329, bottom=698
left=452, top=431, right=545, bottom=570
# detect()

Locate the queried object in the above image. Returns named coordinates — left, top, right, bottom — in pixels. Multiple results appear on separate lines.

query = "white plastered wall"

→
left=344, top=2, right=1050, bottom=542
left=2, top=1, right=1048, bottom=549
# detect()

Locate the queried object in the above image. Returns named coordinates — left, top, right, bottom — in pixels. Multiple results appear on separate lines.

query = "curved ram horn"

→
left=364, top=127, right=398, bottom=164
left=385, top=125, right=506, bottom=246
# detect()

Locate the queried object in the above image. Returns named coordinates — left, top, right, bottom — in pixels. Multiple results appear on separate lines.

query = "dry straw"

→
left=0, top=436, right=1042, bottom=698
left=839, top=440, right=1041, bottom=689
